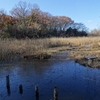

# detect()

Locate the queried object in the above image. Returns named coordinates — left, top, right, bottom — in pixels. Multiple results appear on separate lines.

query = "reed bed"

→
left=0, top=37, right=100, bottom=61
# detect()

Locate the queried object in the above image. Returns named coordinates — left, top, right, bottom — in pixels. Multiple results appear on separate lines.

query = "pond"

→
left=0, top=51, right=100, bottom=100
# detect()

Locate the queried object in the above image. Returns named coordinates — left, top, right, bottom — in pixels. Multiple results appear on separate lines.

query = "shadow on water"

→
left=0, top=51, right=100, bottom=100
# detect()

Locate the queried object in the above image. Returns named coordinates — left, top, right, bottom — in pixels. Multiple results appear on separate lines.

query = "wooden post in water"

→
left=7, top=85, right=11, bottom=96
left=19, top=84, right=23, bottom=94
left=35, top=85, right=39, bottom=100
left=6, top=75, right=10, bottom=87
left=6, top=75, right=11, bottom=96
left=54, top=86, right=58, bottom=100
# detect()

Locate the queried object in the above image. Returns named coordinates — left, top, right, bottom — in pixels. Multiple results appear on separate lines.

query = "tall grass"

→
left=0, top=37, right=100, bottom=60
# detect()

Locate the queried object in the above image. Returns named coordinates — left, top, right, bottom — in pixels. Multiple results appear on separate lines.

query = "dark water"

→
left=0, top=51, right=100, bottom=100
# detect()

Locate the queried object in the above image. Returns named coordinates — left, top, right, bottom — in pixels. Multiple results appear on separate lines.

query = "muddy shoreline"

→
left=75, top=57, right=100, bottom=68
left=1, top=49, right=100, bottom=68
left=23, top=50, right=100, bottom=68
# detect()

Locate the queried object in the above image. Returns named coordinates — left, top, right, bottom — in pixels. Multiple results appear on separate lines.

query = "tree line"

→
left=0, top=1, right=88, bottom=38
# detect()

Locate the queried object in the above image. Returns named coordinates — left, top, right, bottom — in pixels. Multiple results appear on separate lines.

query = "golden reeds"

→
left=0, top=37, right=100, bottom=60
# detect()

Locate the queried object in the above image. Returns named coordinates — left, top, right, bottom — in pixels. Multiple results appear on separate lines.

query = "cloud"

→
left=88, top=20, right=92, bottom=23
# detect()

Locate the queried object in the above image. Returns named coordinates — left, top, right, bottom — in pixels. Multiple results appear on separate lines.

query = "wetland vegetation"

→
left=1, top=1, right=100, bottom=100
left=0, top=1, right=100, bottom=63
left=0, top=37, right=100, bottom=61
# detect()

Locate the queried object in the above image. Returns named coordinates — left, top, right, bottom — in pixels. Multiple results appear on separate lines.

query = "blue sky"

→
left=0, top=0, right=100, bottom=31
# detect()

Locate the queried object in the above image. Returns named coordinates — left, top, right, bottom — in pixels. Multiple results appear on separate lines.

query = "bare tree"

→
left=10, top=1, right=32, bottom=37
left=90, top=29, right=100, bottom=36
left=70, top=23, right=88, bottom=32
left=10, top=1, right=30, bottom=18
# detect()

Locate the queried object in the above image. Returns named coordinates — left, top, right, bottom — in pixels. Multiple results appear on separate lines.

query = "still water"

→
left=0, top=51, right=100, bottom=100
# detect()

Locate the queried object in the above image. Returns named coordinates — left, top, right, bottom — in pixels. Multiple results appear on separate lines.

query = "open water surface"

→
left=0, top=51, right=100, bottom=100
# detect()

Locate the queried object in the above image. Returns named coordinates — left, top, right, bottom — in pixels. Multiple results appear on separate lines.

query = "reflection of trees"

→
left=0, top=60, right=54, bottom=80
left=18, top=60, right=54, bottom=75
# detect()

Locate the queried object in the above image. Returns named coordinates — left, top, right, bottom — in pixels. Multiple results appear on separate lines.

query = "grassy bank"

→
left=0, top=37, right=100, bottom=61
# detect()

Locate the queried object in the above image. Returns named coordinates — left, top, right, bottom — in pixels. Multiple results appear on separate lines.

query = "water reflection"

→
left=0, top=51, right=100, bottom=100
left=6, top=85, right=11, bottom=96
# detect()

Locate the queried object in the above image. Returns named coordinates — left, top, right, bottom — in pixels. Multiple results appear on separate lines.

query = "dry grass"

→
left=0, top=37, right=100, bottom=61
left=70, top=51, right=100, bottom=59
